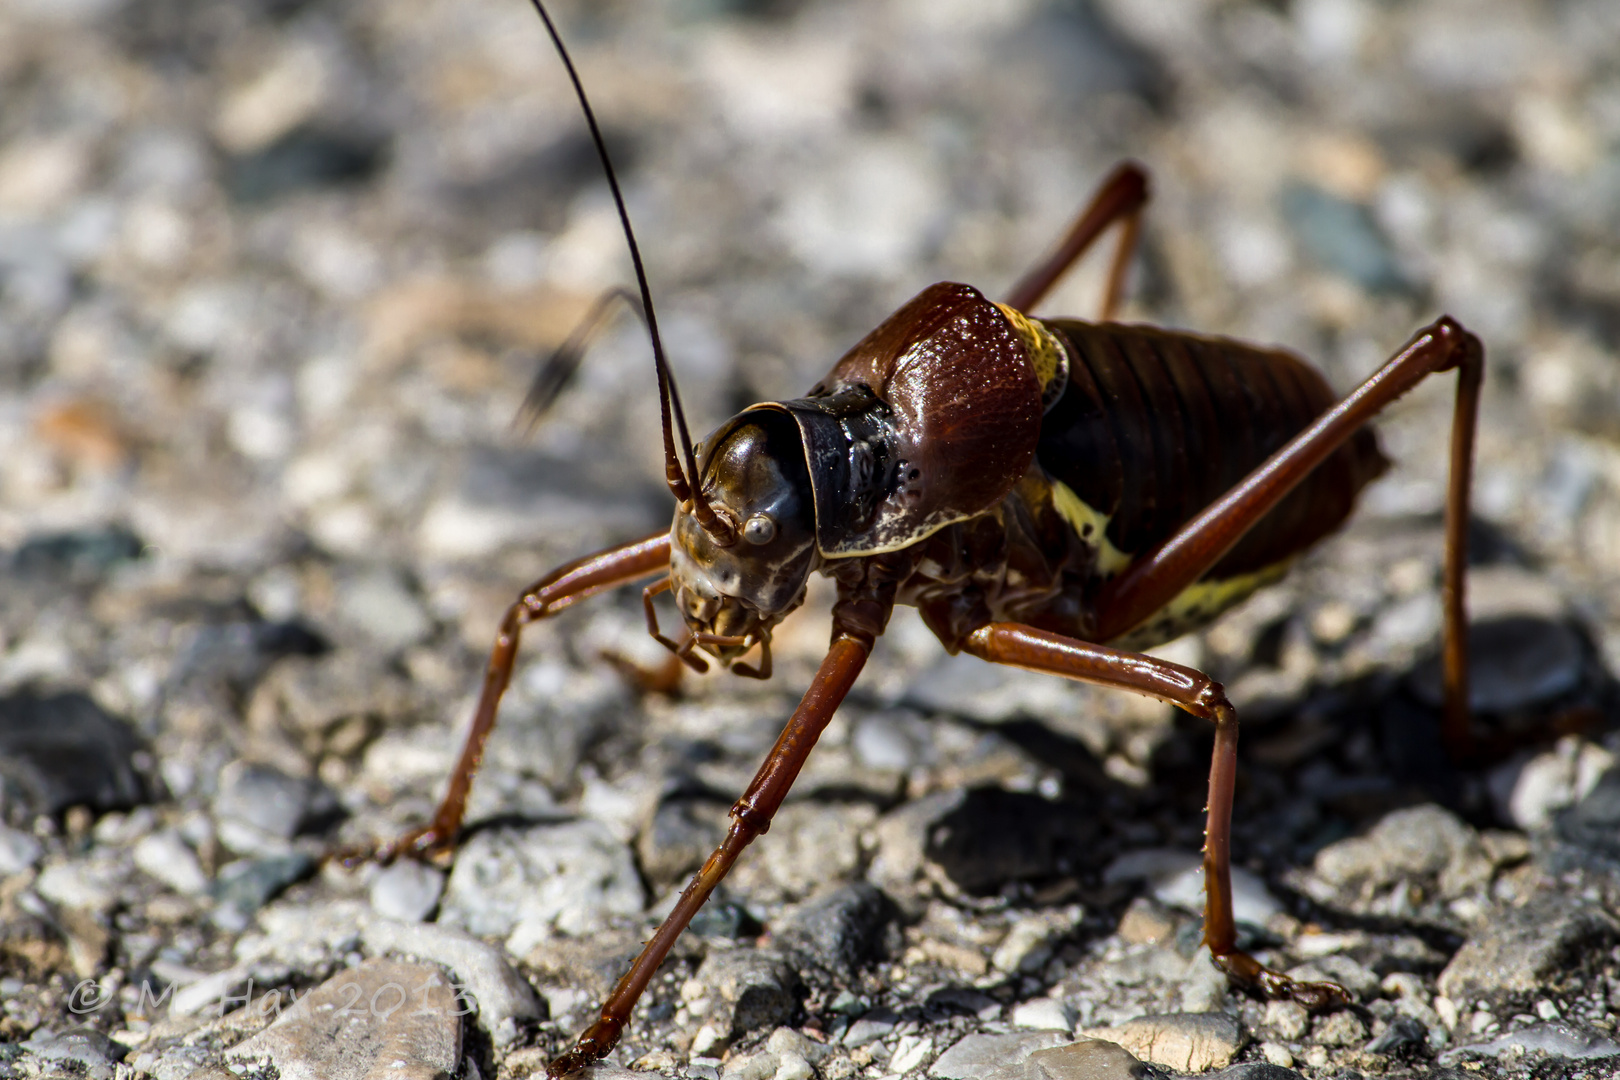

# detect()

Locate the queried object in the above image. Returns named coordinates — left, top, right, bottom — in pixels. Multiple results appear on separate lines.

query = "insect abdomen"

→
left=1035, top=320, right=1389, bottom=584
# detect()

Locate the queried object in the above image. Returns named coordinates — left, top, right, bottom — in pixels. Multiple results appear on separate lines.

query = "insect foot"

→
left=548, top=1018, right=622, bottom=1078
left=1213, top=952, right=1352, bottom=1011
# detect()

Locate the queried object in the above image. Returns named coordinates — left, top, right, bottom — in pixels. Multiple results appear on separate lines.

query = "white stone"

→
left=1103, top=848, right=1282, bottom=925
left=338, top=568, right=432, bottom=652
left=0, top=826, right=43, bottom=875
left=35, top=856, right=125, bottom=915
left=133, top=831, right=209, bottom=896
left=1010, top=999, right=1074, bottom=1032
left=889, top=1035, right=934, bottom=1075
left=992, top=907, right=1083, bottom=975
left=1260, top=1041, right=1294, bottom=1068
left=368, top=860, right=445, bottom=923
left=361, top=917, right=541, bottom=1043
left=439, top=820, right=643, bottom=941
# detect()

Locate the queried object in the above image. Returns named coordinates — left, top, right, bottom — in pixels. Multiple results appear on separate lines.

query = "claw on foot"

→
left=1257, top=969, right=1352, bottom=1010
left=548, top=1017, right=623, bottom=1079
left=1213, top=950, right=1351, bottom=1011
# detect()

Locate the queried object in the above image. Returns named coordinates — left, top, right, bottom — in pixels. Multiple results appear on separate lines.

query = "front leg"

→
left=548, top=633, right=873, bottom=1077
left=340, top=531, right=671, bottom=866
left=964, top=621, right=1349, bottom=1009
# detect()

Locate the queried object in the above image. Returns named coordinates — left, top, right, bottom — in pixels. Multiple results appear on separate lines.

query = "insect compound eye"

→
left=743, top=513, right=777, bottom=545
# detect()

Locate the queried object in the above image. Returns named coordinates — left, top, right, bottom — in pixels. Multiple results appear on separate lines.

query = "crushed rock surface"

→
left=2, top=2, right=1620, bottom=1080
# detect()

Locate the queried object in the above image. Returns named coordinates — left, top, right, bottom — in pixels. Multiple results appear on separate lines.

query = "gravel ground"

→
left=3, top=1, right=1620, bottom=1079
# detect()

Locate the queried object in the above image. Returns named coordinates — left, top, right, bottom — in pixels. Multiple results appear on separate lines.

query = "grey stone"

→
left=1279, top=181, right=1407, bottom=293
left=637, top=796, right=728, bottom=888
left=1439, top=1020, right=1620, bottom=1063
left=336, top=567, right=433, bottom=651
left=923, top=787, right=1098, bottom=896
left=778, top=882, right=898, bottom=977
left=729, top=800, right=876, bottom=900
left=1308, top=1009, right=1366, bottom=1047
left=691, top=949, right=800, bottom=1041
left=1079, top=1013, right=1244, bottom=1072
left=843, top=1008, right=899, bottom=1047
left=1365, top=1015, right=1428, bottom=1055
left=1437, top=894, right=1620, bottom=1002
left=247, top=899, right=370, bottom=973
left=1012, top=998, right=1076, bottom=1031
left=225, top=126, right=387, bottom=204
left=852, top=712, right=922, bottom=772
left=926, top=986, right=1001, bottom=1020
left=1104, top=849, right=1280, bottom=926
left=225, top=959, right=461, bottom=1080
left=523, top=927, right=647, bottom=1000
left=438, top=819, right=642, bottom=941
left=20, top=1027, right=125, bottom=1080
left=1410, top=617, right=1585, bottom=713
left=0, top=691, right=154, bottom=818
left=35, top=852, right=128, bottom=914
left=1557, top=765, right=1620, bottom=862
left=930, top=1031, right=1071, bottom=1080
left=1263, top=1000, right=1308, bottom=1042
left=993, top=906, right=1084, bottom=975
left=1026, top=1041, right=1152, bottom=1080
left=1494, top=739, right=1613, bottom=832
left=1203, top=1066, right=1305, bottom=1080
left=1312, top=804, right=1491, bottom=899
left=368, top=859, right=444, bottom=922
left=361, top=915, right=543, bottom=1042
left=903, top=650, right=1090, bottom=726
left=869, top=790, right=967, bottom=895
left=766, top=1027, right=838, bottom=1065
left=133, top=829, right=209, bottom=895
left=485, top=661, right=632, bottom=793
left=131, top=1044, right=214, bottom=1080
left=246, top=652, right=415, bottom=753
left=213, top=761, right=342, bottom=840
left=211, top=853, right=313, bottom=924
left=11, top=524, right=143, bottom=580
left=0, top=824, right=41, bottom=874
left=1284, top=955, right=1377, bottom=1001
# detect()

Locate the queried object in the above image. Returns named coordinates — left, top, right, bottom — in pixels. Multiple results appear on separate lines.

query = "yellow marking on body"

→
left=1111, top=561, right=1294, bottom=652
left=1049, top=479, right=1133, bottom=575
left=996, top=303, right=1068, bottom=409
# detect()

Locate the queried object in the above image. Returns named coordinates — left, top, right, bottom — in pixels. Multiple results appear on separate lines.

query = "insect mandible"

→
left=348, top=4, right=1486, bottom=1075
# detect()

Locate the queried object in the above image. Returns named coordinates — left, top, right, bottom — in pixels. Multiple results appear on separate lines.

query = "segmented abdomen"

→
left=1037, top=320, right=1388, bottom=581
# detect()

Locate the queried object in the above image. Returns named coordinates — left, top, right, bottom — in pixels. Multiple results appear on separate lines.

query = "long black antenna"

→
left=526, top=1, right=737, bottom=545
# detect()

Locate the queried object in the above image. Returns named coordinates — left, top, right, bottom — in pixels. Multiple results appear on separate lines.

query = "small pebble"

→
left=1440, top=1020, right=1620, bottom=1063
left=1010, top=998, right=1074, bottom=1031
left=224, top=959, right=461, bottom=1079
left=1026, top=1039, right=1146, bottom=1080
left=1265, top=999, right=1308, bottom=1041
left=213, top=761, right=341, bottom=841
left=439, top=820, right=642, bottom=941
left=1080, top=1012, right=1243, bottom=1072
left=132, top=830, right=209, bottom=896
left=929, top=1031, right=1070, bottom=1080
left=368, top=858, right=445, bottom=922
left=0, top=824, right=43, bottom=874
left=1260, top=1042, right=1294, bottom=1068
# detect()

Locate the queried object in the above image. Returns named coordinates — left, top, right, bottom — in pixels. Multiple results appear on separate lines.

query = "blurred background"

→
left=3, top=0, right=1618, bottom=601
left=2, top=0, right=1620, bottom=1066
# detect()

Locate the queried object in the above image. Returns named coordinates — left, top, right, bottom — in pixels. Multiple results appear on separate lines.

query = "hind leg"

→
left=1004, top=161, right=1149, bottom=318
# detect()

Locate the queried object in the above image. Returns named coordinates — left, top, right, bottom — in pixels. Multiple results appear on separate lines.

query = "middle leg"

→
left=963, top=621, right=1349, bottom=1008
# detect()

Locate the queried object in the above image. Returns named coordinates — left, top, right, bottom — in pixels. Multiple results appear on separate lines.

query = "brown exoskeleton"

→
left=348, top=4, right=1486, bottom=1075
